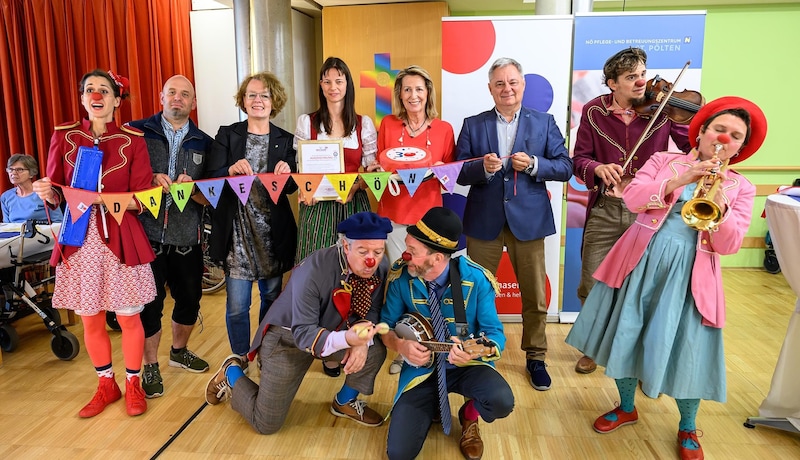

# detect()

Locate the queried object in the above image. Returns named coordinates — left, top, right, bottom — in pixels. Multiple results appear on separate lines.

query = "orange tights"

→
left=81, top=312, right=144, bottom=372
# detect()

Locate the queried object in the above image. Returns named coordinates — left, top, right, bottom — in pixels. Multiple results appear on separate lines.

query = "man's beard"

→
left=408, top=259, right=434, bottom=279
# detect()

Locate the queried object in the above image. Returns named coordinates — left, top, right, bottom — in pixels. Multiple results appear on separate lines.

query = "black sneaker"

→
left=527, top=359, right=551, bottom=391
left=142, top=362, right=164, bottom=398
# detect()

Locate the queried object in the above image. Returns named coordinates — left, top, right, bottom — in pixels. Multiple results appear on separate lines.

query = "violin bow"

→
left=621, top=60, right=692, bottom=172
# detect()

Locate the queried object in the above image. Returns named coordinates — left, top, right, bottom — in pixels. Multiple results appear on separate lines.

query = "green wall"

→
left=455, top=3, right=800, bottom=268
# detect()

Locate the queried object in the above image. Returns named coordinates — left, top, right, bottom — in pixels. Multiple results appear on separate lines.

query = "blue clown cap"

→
left=337, top=212, right=392, bottom=240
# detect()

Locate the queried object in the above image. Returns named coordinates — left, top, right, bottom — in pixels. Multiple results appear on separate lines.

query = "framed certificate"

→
left=297, top=139, right=345, bottom=201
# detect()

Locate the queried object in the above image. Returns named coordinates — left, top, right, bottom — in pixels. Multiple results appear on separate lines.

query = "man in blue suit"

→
left=456, top=57, right=572, bottom=392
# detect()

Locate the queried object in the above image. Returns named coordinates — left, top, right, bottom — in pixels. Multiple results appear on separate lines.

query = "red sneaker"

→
left=678, top=430, right=704, bottom=460
left=79, top=376, right=122, bottom=418
left=593, top=406, right=638, bottom=433
left=125, top=376, right=147, bottom=416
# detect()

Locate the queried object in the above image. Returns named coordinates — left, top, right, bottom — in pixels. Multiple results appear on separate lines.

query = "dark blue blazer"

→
left=456, top=106, right=572, bottom=241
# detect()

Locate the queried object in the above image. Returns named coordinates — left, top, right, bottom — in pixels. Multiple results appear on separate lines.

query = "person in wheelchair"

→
left=2, top=154, right=63, bottom=223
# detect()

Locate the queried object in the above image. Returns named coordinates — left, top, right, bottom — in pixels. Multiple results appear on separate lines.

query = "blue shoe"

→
left=527, top=359, right=551, bottom=391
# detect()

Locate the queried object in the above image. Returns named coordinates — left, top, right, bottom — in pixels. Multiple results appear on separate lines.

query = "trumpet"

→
left=681, top=149, right=728, bottom=231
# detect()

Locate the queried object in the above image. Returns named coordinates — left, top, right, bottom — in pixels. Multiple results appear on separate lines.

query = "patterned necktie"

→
left=349, top=275, right=380, bottom=319
left=427, top=280, right=452, bottom=435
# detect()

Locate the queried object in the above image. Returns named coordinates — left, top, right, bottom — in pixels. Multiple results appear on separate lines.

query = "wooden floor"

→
left=0, top=269, right=798, bottom=459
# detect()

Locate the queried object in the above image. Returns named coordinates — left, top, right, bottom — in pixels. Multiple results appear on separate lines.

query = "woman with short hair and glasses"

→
left=2, top=154, right=63, bottom=223
left=205, top=71, right=298, bottom=362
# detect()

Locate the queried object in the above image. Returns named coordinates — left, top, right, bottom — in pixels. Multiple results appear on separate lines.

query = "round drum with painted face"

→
left=379, top=146, right=432, bottom=172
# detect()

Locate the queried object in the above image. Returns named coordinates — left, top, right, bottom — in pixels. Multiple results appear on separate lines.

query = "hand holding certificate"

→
left=297, top=140, right=345, bottom=201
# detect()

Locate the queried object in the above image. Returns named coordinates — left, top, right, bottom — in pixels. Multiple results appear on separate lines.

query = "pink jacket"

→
left=593, top=151, right=755, bottom=328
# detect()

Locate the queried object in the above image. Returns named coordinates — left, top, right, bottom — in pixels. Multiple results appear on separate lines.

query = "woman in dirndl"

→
left=33, top=69, right=157, bottom=418
left=293, top=57, right=380, bottom=377
left=565, top=96, right=767, bottom=460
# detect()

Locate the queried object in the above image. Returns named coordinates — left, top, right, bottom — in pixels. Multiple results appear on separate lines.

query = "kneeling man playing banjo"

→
left=381, top=206, right=514, bottom=460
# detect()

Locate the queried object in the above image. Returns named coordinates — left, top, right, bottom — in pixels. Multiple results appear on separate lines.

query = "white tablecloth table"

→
left=746, top=194, right=800, bottom=433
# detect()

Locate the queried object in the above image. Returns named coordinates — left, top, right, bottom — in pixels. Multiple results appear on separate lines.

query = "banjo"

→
left=394, top=312, right=495, bottom=368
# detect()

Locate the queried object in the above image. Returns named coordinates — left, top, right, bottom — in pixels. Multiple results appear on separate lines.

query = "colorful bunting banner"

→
left=360, top=172, right=391, bottom=201
left=169, top=182, right=195, bottom=212
left=101, top=192, right=133, bottom=224
left=256, top=173, right=291, bottom=205
left=135, top=186, right=163, bottom=218
left=328, top=173, right=359, bottom=202
left=431, top=163, right=462, bottom=194
left=226, top=175, right=256, bottom=205
left=61, top=187, right=98, bottom=223
left=397, top=168, right=429, bottom=198
left=194, top=179, right=225, bottom=208
left=292, top=174, right=324, bottom=201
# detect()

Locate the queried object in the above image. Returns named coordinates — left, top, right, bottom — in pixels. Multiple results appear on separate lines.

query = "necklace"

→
left=406, top=117, right=427, bottom=137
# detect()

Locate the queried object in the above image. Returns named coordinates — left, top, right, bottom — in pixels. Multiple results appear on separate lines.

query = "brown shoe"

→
left=575, top=355, right=597, bottom=374
left=330, top=398, right=383, bottom=427
left=205, top=354, right=244, bottom=405
left=458, top=403, right=484, bottom=460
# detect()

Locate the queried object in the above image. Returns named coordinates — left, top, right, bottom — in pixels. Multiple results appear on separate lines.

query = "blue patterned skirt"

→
left=566, top=191, right=726, bottom=402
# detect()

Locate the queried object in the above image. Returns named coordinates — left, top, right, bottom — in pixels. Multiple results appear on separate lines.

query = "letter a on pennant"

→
left=135, top=186, right=163, bottom=218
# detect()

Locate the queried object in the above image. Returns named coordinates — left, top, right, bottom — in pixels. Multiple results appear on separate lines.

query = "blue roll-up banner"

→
left=561, top=11, right=707, bottom=322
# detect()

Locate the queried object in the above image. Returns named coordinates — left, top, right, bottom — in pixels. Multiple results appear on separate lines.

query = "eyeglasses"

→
left=6, top=168, right=29, bottom=174
left=245, top=92, right=271, bottom=101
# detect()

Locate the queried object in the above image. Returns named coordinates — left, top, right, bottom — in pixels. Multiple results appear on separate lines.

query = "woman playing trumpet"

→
left=566, top=96, right=767, bottom=460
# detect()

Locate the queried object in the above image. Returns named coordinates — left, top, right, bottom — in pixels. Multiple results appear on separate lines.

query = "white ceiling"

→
left=193, top=0, right=799, bottom=17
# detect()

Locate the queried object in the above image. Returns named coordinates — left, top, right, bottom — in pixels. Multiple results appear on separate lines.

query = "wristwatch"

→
left=523, top=158, right=535, bottom=175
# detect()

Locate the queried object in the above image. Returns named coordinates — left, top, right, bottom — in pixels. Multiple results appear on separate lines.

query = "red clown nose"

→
left=402, top=252, right=412, bottom=261
left=365, top=257, right=376, bottom=268
left=90, top=92, right=104, bottom=101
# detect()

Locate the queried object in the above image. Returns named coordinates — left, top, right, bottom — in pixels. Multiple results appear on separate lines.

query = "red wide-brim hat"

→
left=688, top=96, right=767, bottom=164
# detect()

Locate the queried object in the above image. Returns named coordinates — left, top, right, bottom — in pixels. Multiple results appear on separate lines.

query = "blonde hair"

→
left=393, top=65, right=438, bottom=121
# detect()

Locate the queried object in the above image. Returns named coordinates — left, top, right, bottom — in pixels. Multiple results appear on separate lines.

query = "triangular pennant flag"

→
left=61, top=187, right=99, bottom=223
left=431, top=163, right=463, bottom=194
left=226, top=175, right=256, bottom=205
left=360, top=172, right=391, bottom=201
left=135, top=186, right=163, bottom=218
left=100, top=192, right=133, bottom=225
left=291, top=174, right=324, bottom=201
left=397, top=168, right=429, bottom=198
left=256, top=173, right=291, bottom=205
left=194, top=178, right=225, bottom=208
left=327, top=173, right=359, bottom=202
left=169, top=182, right=195, bottom=212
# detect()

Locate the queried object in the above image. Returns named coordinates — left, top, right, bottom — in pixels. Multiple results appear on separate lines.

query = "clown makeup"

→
left=697, top=113, right=748, bottom=163
left=81, top=76, right=120, bottom=123
left=608, top=62, right=646, bottom=108
left=343, top=239, right=386, bottom=278
left=403, top=234, right=438, bottom=280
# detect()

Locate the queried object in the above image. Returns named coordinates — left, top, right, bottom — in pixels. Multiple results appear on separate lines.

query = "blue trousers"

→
left=225, top=276, right=281, bottom=356
left=386, top=365, right=515, bottom=460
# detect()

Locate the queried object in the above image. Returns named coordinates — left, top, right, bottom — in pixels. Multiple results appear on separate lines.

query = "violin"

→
left=633, top=75, right=704, bottom=124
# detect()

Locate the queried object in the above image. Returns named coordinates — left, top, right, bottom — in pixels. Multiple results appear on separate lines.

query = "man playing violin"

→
left=381, top=207, right=514, bottom=460
left=571, top=47, right=692, bottom=374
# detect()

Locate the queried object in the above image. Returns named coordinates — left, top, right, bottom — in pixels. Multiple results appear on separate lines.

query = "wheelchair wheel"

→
left=764, top=250, right=781, bottom=274
left=0, top=323, right=20, bottom=352
left=202, top=264, right=226, bottom=294
left=106, top=312, right=121, bottom=331
left=51, top=329, right=80, bottom=360
left=41, top=305, right=62, bottom=327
